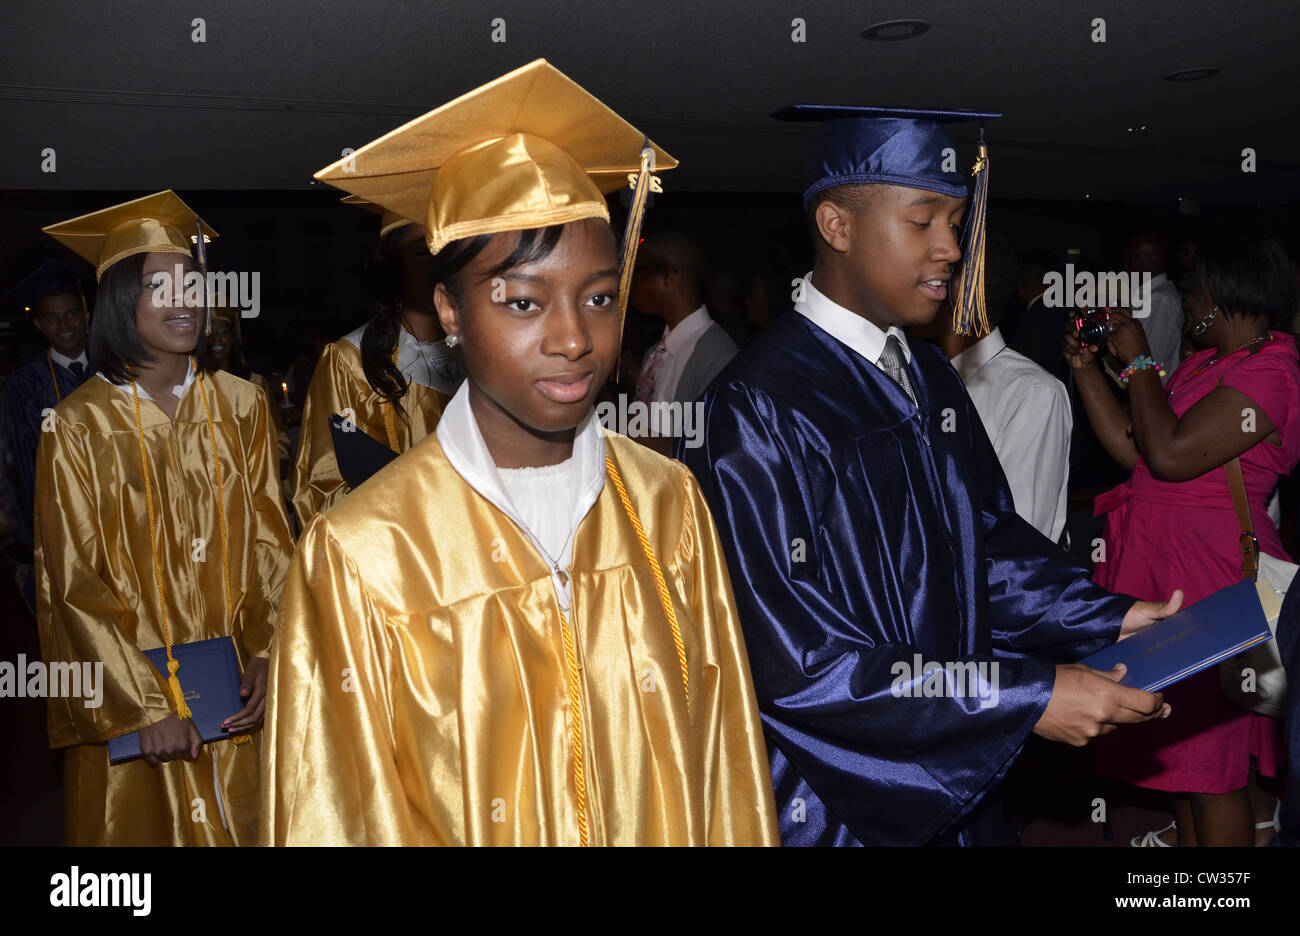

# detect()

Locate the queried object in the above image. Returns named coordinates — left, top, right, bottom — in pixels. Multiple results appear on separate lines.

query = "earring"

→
left=445, top=334, right=461, bottom=348
left=1191, top=306, right=1218, bottom=338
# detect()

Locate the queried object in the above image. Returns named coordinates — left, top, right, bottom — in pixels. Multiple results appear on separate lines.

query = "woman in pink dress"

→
left=1068, top=231, right=1299, bottom=846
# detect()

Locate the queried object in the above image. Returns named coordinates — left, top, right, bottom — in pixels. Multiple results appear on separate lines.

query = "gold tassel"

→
left=951, top=135, right=990, bottom=337
left=166, top=657, right=194, bottom=720
left=615, top=145, right=657, bottom=381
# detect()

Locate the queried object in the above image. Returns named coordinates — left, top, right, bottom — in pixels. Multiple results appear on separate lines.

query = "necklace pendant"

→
left=556, top=568, right=569, bottom=586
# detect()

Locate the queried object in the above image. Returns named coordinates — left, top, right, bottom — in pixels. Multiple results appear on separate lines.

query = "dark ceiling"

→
left=1, top=0, right=1298, bottom=206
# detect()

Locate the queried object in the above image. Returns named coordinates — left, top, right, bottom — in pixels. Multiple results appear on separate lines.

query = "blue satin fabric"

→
left=679, top=312, right=1136, bottom=846
left=802, top=117, right=969, bottom=208
left=1276, top=579, right=1300, bottom=846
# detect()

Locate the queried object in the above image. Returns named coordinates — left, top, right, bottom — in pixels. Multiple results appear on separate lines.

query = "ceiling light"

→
left=1163, top=67, right=1220, bottom=82
left=862, top=19, right=931, bottom=41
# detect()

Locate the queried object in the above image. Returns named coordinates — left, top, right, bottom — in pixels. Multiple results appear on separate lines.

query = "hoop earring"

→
left=1191, top=306, right=1218, bottom=338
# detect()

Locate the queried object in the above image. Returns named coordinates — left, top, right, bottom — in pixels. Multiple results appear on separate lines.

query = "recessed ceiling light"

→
left=1126, top=125, right=1148, bottom=132
left=862, top=19, right=931, bottom=41
left=1163, top=67, right=1220, bottom=82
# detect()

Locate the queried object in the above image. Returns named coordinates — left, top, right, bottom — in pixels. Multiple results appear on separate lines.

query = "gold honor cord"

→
left=46, top=352, right=63, bottom=403
left=556, top=451, right=690, bottom=846
left=558, top=608, right=589, bottom=846
left=128, top=357, right=232, bottom=724
left=606, top=452, right=689, bottom=703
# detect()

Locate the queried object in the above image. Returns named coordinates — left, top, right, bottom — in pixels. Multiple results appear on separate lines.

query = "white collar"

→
left=951, top=327, right=1007, bottom=384
left=49, top=348, right=89, bottom=370
left=97, top=357, right=197, bottom=402
left=796, top=273, right=912, bottom=365
left=343, top=322, right=463, bottom=393
left=435, top=381, right=607, bottom=611
left=662, top=305, right=712, bottom=353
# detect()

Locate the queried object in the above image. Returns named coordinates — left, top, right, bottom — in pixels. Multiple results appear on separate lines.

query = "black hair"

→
left=435, top=224, right=569, bottom=306
left=89, top=253, right=210, bottom=384
left=638, top=230, right=705, bottom=301
left=806, top=184, right=880, bottom=250
left=359, top=226, right=425, bottom=417
left=1192, top=231, right=1297, bottom=332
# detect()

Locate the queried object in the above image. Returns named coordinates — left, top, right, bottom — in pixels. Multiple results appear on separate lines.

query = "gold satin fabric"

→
left=290, top=337, right=447, bottom=529
left=263, top=433, right=779, bottom=845
left=34, top=372, right=294, bottom=845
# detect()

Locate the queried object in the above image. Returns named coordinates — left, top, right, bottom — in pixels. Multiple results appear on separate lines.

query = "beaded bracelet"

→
left=1119, top=354, right=1166, bottom=384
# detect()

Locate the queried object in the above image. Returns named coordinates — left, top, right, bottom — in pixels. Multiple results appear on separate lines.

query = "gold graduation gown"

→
left=34, top=370, right=294, bottom=845
left=291, top=335, right=448, bottom=529
left=263, top=431, right=779, bottom=845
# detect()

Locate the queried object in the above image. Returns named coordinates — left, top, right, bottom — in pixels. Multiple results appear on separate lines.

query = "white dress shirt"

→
left=650, top=305, right=717, bottom=403
left=435, top=380, right=606, bottom=611
left=1133, top=273, right=1183, bottom=385
left=49, top=348, right=90, bottom=371
left=952, top=327, right=1072, bottom=541
left=794, top=272, right=913, bottom=372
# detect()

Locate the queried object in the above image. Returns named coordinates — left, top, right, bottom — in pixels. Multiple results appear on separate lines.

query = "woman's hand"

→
left=1105, top=307, right=1152, bottom=364
left=1063, top=329, right=1099, bottom=371
left=224, top=656, right=269, bottom=734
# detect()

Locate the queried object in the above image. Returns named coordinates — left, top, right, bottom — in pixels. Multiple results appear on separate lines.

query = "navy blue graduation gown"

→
left=679, top=311, right=1136, bottom=846
left=2, top=352, right=94, bottom=546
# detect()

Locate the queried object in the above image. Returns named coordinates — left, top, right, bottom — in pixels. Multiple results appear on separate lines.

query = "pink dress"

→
left=1092, top=331, right=1300, bottom=793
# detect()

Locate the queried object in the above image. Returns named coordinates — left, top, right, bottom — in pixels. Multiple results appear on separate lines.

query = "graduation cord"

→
left=46, top=352, right=63, bottom=403
left=128, top=357, right=232, bottom=724
left=553, top=452, right=690, bottom=847
left=557, top=609, right=589, bottom=847
left=605, top=452, right=688, bottom=705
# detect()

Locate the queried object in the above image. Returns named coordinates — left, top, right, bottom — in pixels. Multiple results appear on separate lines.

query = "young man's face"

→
left=435, top=217, right=621, bottom=435
left=827, top=185, right=967, bottom=329
left=33, top=292, right=87, bottom=358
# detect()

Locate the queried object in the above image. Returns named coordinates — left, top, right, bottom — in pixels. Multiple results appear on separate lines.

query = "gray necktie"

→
left=877, top=334, right=916, bottom=405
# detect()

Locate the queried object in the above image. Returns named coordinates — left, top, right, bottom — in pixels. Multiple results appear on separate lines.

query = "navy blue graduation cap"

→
left=773, top=104, right=1001, bottom=336
left=2, top=259, right=85, bottom=317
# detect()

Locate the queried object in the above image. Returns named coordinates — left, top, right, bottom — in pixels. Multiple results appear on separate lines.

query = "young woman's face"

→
left=435, top=218, right=621, bottom=435
left=207, top=318, right=235, bottom=364
left=136, top=252, right=200, bottom=358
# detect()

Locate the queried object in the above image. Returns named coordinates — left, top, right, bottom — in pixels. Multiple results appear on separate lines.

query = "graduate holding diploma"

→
left=263, top=60, right=779, bottom=846
left=681, top=105, right=1181, bottom=846
left=35, top=191, right=295, bottom=845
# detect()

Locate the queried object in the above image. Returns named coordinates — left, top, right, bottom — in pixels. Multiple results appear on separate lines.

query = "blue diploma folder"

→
left=107, top=636, right=243, bottom=764
left=1078, top=580, right=1273, bottom=692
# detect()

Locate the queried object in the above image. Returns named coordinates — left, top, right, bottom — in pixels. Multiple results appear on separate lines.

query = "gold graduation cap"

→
left=340, top=195, right=417, bottom=239
left=315, top=59, right=676, bottom=333
left=42, top=190, right=217, bottom=281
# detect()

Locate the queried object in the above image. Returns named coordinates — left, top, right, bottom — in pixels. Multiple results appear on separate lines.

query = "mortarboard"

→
left=2, top=259, right=85, bottom=316
left=340, top=195, right=417, bottom=240
left=774, top=104, right=1000, bottom=336
left=41, top=190, right=218, bottom=282
left=314, top=58, right=677, bottom=343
